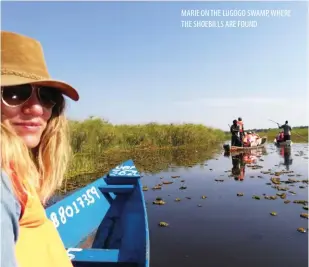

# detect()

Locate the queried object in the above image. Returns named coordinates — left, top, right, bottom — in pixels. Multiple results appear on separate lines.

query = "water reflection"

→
left=223, top=148, right=266, bottom=181
left=61, top=145, right=222, bottom=193
left=276, top=146, right=293, bottom=170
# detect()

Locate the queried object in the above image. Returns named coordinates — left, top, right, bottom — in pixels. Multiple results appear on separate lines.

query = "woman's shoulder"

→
left=1, top=170, right=21, bottom=267
left=1, top=169, right=21, bottom=222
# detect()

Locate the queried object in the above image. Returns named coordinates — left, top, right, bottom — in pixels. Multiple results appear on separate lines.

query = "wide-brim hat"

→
left=1, top=31, right=79, bottom=101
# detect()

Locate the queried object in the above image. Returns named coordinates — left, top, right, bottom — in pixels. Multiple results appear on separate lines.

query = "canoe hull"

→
left=273, top=139, right=292, bottom=147
left=45, top=160, right=149, bottom=267
left=223, top=137, right=267, bottom=152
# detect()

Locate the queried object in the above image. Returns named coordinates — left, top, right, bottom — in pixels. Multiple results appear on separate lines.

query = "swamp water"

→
left=50, top=143, right=309, bottom=267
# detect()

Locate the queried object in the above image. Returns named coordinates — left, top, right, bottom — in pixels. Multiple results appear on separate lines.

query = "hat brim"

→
left=1, top=75, right=79, bottom=101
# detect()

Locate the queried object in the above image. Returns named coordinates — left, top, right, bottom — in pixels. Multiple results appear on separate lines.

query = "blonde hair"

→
left=1, top=99, right=72, bottom=205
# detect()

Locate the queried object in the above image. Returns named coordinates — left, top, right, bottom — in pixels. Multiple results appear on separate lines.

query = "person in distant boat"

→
left=243, top=131, right=253, bottom=147
left=1, top=31, right=79, bottom=267
left=276, top=131, right=284, bottom=143
left=278, top=121, right=292, bottom=141
left=251, top=131, right=261, bottom=146
left=237, top=117, right=244, bottom=145
left=230, top=120, right=241, bottom=146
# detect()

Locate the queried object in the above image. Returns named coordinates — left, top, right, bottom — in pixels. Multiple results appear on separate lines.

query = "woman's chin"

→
left=20, top=134, right=41, bottom=149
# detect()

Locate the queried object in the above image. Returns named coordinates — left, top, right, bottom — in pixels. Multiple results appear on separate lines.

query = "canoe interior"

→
left=45, top=160, right=149, bottom=267
left=223, top=137, right=267, bottom=152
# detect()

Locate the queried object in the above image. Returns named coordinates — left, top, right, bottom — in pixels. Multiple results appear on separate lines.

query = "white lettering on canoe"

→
left=49, top=186, right=100, bottom=228
left=67, top=248, right=83, bottom=260
left=110, top=165, right=139, bottom=177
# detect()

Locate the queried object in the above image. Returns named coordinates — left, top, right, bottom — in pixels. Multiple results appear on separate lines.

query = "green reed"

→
left=69, top=118, right=226, bottom=154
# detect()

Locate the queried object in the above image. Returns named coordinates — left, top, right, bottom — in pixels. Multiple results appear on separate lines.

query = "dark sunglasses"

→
left=1, top=84, right=62, bottom=109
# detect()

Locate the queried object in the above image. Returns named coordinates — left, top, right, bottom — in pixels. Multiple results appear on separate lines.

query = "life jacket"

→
left=10, top=169, right=73, bottom=267
left=237, top=121, right=244, bottom=132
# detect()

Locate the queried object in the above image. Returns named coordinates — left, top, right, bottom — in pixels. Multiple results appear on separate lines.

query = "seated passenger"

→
left=252, top=131, right=261, bottom=146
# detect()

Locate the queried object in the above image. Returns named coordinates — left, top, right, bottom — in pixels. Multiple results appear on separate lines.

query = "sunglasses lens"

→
left=38, top=87, right=62, bottom=108
left=2, top=85, right=32, bottom=106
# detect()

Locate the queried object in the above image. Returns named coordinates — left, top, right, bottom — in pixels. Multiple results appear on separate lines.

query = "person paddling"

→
left=1, top=31, right=79, bottom=267
left=230, top=120, right=241, bottom=146
left=278, top=121, right=292, bottom=141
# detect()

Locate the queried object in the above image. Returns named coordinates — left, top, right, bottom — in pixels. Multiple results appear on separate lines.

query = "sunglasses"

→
left=1, top=84, right=62, bottom=109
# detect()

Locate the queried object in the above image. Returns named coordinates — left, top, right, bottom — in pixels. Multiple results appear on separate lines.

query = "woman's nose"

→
left=21, top=91, right=44, bottom=116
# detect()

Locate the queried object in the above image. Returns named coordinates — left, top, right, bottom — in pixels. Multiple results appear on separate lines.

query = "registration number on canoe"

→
left=49, top=186, right=100, bottom=228
left=110, top=165, right=139, bottom=177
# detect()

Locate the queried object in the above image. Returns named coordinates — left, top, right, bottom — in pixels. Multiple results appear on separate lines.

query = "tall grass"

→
left=69, top=118, right=226, bottom=154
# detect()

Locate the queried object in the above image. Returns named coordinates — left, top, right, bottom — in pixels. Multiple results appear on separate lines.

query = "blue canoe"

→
left=45, top=159, right=150, bottom=267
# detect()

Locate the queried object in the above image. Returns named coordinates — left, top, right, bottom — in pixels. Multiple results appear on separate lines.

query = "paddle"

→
left=268, top=119, right=308, bottom=142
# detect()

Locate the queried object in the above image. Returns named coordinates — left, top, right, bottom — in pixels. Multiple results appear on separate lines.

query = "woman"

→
left=1, top=31, right=79, bottom=267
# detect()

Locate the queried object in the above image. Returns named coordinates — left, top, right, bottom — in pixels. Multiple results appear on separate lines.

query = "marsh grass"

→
left=69, top=118, right=226, bottom=153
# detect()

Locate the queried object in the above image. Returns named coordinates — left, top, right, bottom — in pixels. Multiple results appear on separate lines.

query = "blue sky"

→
left=2, top=1, right=308, bottom=130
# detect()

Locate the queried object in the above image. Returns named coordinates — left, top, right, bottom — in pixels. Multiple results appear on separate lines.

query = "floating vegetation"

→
left=303, top=206, right=308, bottom=210
left=271, top=177, right=281, bottom=185
left=297, top=227, right=307, bottom=233
left=171, top=175, right=180, bottom=178
left=266, top=182, right=272, bottom=185
left=180, top=180, right=185, bottom=182
left=197, top=204, right=202, bottom=207
left=274, top=186, right=289, bottom=191
left=250, top=165, right=263, bottom=169
left=158, top=222, right=169, bottom=227
left=153, top=199, right=166, bottom=205
left=142, top=186, right=149, bottom=191
left=261, top=171, right=271, bottom=174
left=215, top=179, right=224, bottom=182
left=270, top=212, right=277, bottom=216
left=300, top=213, right=309, bottom=219
left=250, top=176, right=255, bottom=178
left=186, top=197, right=192, bottom=200
left=201, top=195, right=207, bottom=199
left=299, top=185, right=306, bottom=189
left=152, top=185, right=162, bottom=190
left=162, top=181, right=173, bottom=185
left=302, top=179, right=309, bottom=184
left=293, top=200, right=308, bottom=205
left=284, top=200, right=291, bottom=204
left=179, top=186, right=187, bottom=190
left=237, top=193, right=244, bottom=197
left=175, top=198, right=181, bottom=202
left=252, top=195, right=261, bottom=200
left=276, top=193, right=286, bottom=199
left=264, top=195, right=277, bottom=200
left=288, top=191, right=296, bottom=195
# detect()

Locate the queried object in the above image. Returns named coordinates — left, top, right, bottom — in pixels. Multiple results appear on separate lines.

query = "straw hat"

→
left=1, top=31, right=79, bottom=101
